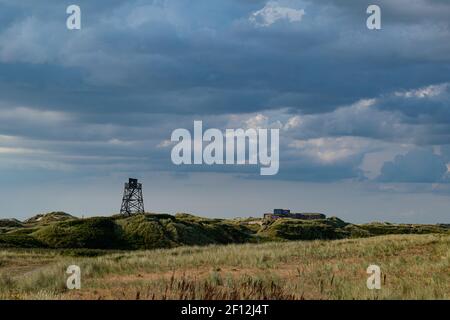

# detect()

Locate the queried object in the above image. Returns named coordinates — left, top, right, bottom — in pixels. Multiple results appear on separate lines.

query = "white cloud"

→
left=0, top=107, right=72, bottom=123
left=395, top=83, right=449, bottom=99
left=284, top=115, right=302, bottom=130
left=157, top=139, right=173, bottom=148
left=226, top=112, right=284, bottom=130
left=107, top=138, right=136, bottom=146
left=249, top=1, right=305, bottom=27
left=0, top=146, right=50, bottom=155
left=0, top=147, right=33, bottom=154
left=244, top=113, right=269, bottom=129
left=289, top=136, right=374, bottom=164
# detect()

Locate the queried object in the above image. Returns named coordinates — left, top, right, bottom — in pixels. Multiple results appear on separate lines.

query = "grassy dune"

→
left=0, top=212, right=448, bottom=250
left=0, top=234, right=448, bottom=300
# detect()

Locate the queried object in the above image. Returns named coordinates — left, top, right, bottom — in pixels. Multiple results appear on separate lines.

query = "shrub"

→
left=33, top=217, right=122, bottom=249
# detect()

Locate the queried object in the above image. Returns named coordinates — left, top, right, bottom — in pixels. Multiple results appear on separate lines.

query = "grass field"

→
left=0, top=233, right=448, bottom=300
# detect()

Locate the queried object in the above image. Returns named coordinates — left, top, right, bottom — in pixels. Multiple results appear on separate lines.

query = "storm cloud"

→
left=0, top=0, right=449, bottom=221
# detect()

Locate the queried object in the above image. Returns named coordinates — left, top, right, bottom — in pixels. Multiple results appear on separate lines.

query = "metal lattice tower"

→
left=120, top=178, right=145, bottom=215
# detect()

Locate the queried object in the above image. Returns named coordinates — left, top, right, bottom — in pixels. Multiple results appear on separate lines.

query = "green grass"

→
left=33, top=218, right=122, bottom=249
left=0, top=234, right=448, bottom=300
left=259, top=218, right=346, bottom=240
left=0, top=212, right=448, bottom=250
left=0, top=219, right=23, bottom=228
left=357, top=222, right=448, bottom=235
left=0, top=234, right=47, bottom=248
left=23, top=212, right=75, bottom=225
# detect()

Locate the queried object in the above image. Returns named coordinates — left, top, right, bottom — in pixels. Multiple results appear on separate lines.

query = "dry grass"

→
left=0, top=234, right=448, bottom=300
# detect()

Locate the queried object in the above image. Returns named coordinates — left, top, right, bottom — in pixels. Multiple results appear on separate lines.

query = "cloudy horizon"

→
left=1, top=0, right=450, bottom=223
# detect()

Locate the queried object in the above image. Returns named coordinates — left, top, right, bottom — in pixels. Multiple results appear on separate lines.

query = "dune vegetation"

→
left=0, top=212, right=448, bottom=250
left=0, top=212, right=448, bottom=300
left=0, top=233, right=448, bottom=300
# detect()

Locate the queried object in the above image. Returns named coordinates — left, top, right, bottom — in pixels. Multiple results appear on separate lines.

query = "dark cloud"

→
left=0, top=0, right=449, bottom=184
left=377, top=149, right=447, bottom=183
left=0, top=0, right=449, bottom=118
left=376, top=83, right=450, bottom=123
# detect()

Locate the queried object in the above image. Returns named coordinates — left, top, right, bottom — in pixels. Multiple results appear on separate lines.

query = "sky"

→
left=0, top=0, right=450, bottom=223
